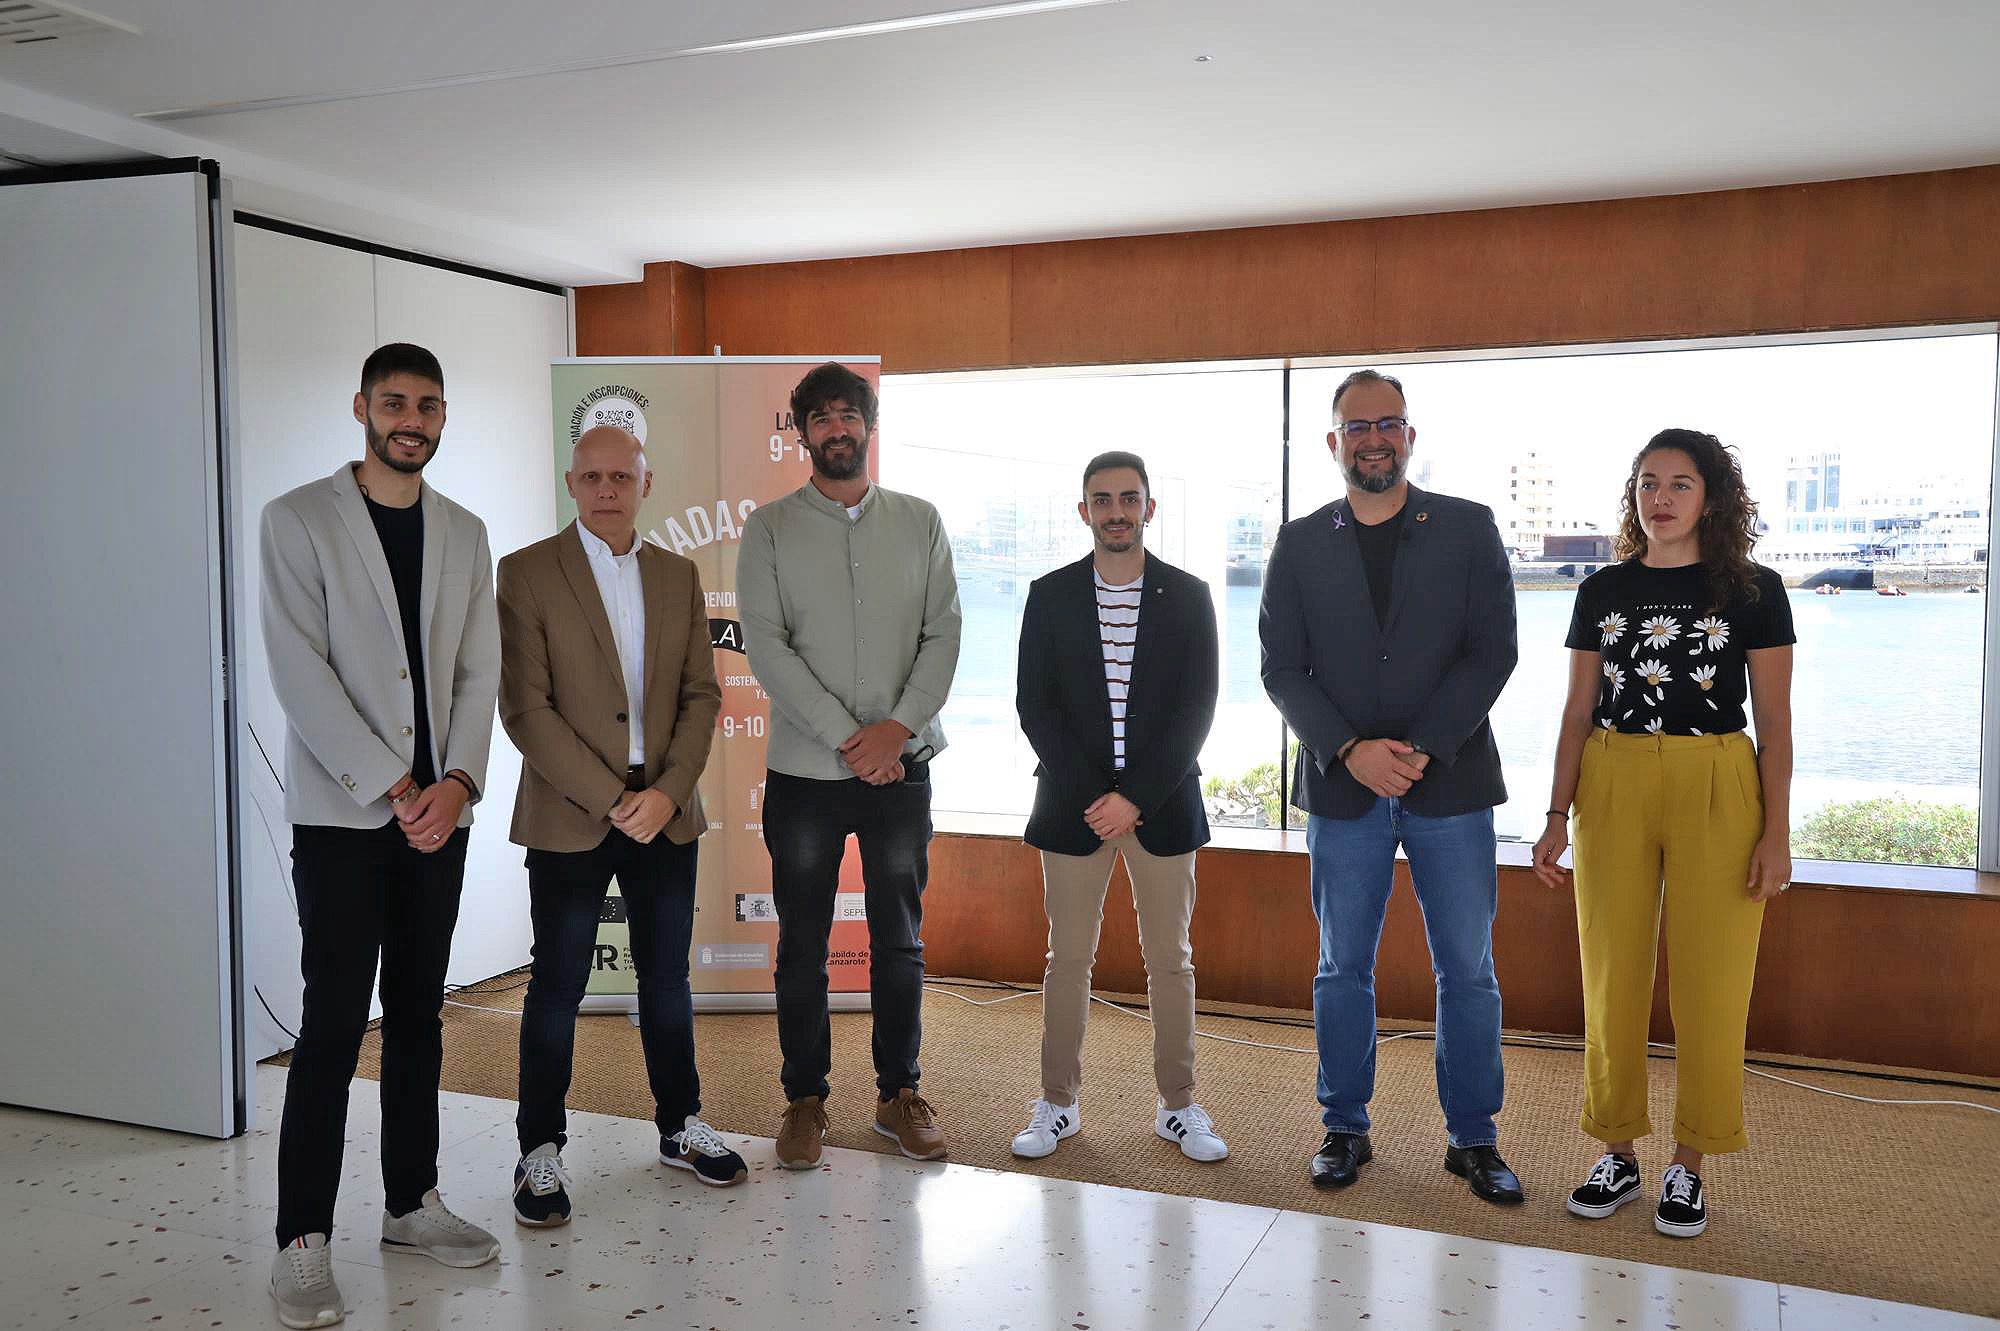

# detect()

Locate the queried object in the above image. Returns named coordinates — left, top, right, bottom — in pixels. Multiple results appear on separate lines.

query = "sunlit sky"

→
left=886, top=332, right=1997, bottom=550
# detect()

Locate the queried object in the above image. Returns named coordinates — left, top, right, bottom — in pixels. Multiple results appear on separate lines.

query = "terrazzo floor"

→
left=1, top=1065, right=1990, bottom=1330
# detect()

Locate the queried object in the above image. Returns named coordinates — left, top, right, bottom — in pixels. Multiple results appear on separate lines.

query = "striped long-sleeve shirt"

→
left=1095, top=568, right=1143, bottom=769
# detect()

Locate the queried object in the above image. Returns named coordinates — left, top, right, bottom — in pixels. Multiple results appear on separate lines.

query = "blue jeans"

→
left=1307, top=800, right=1503, bottom=1147
left=517, top=829, right=699, bottom=1152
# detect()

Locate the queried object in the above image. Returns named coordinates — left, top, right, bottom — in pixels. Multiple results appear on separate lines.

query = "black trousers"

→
left=517, top=829, right=700, bottom=1152
left=276, top=820, right=468, bottom=1245
left=764, top=770, right=931, bottom=1103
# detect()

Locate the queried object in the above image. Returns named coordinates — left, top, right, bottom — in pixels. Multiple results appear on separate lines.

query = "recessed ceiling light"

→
left=139, top=0, right=1127, bottom=122
left=1194, top=54, right=1212, bottom=62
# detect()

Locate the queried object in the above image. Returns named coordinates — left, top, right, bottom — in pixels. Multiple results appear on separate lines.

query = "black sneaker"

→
left=1655, top=1164, right=1707, bottom=1237
left=661, top=1116, right=749, bottom=1187
left=1566, top=1152, right=1641, bottom=1219
left=512, top=1144, right=572, bottom=1228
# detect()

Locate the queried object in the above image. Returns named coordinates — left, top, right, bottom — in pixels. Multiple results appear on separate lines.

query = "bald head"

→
left=566, top=425, right=652, bottom=553
left=571, top=424, right=647, bottom=476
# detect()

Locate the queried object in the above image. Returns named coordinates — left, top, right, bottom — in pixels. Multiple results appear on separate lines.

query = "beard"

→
left=1344, top=451, right=1406, bottom=494
left=366, top=419, right=439, bottom=474
left=809, top=432, right=869, bottom=481
left=1092, top=520, right=1140, bottom=553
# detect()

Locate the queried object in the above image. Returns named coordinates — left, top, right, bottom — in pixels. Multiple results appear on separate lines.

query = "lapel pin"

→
left=1415, top=511, right=1429, bottom=523
left=1331, top=512, right=1347, bottom=530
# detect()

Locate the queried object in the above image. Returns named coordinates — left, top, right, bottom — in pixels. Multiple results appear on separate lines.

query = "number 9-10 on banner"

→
left=719, top=714, right=767, bottom=740
left=768, top=435, right=808, bottom=464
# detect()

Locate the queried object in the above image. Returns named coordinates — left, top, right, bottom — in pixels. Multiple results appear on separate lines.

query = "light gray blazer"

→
left=259, top=463, right=500, bottom=829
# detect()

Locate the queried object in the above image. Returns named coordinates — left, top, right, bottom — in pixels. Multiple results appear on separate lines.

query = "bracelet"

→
left=387, top=781, right=419, bottom=804
left=444, top=771, right=478, bottom=799
left=1337, top=738, right=1359, bottom=762
left=1545, top=809, right=1569, bottom=819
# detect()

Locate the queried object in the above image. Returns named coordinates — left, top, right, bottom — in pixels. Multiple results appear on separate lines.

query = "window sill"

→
left=929, top=810, right=1999, bottom=899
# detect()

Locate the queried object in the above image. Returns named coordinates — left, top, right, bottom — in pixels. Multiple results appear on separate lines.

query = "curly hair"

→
left=1614, top=428, right=1762, bottom=611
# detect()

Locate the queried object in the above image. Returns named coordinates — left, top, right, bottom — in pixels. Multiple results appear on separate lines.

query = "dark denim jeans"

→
left=517, top=829, right=699, bottom=1152
left=1307, top=799, right=1504, bottom=1147
left=277, top=821, right=468, bottom=1245
left=764, top=770, right=931, bottom=1103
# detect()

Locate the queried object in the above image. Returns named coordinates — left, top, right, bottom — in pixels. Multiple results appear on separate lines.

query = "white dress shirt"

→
left=578, top=522, right=647, bottom=766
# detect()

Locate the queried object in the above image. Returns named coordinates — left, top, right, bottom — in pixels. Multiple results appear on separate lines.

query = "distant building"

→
left=1766, top=447, right=1987, bottom=565
left=1504, top=450, right=1604, bottom=558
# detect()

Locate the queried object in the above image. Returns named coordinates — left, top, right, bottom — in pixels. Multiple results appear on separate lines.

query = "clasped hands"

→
left=1343, top=738, right=1430, bottom=798
left=389, top=772, right=470, bottom=853
left=839, top=719, right=910, bottom=785
left=609, top=788, right=677, bottom=844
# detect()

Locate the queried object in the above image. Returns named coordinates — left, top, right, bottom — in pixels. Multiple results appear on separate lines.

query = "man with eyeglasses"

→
left=1259, top=368, right=1523, bottom=1205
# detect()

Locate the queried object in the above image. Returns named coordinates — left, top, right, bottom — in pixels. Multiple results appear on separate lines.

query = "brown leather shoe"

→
left=873, top=1089, right=947, bottom=1161
left=776, top=1096, right=827, bottom=1170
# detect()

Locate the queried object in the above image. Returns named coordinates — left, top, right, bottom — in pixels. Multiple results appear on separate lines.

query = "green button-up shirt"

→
left=738, top=481, right=962, bottom=780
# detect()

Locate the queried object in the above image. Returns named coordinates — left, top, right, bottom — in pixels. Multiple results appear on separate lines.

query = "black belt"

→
left=624, top=765, right=647, bottom=792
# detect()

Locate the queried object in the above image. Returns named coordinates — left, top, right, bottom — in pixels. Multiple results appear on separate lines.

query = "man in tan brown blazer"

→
left=497, top=424, right=745, bottom=1226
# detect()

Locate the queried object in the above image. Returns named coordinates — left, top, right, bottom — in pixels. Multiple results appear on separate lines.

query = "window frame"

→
left=889, top=321, right=2000, bottom=878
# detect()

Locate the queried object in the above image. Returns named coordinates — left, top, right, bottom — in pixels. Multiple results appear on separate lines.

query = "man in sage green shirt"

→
left=738, top=362, right=962, bottom=1169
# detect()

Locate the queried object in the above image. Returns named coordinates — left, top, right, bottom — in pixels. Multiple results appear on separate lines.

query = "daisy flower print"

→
left=1597, top=612, right=1627, bottom=647
left=1640, top=615, right=1681, bottom=651
left=1602, top=660, right=1626, bottom=698
left=1693, top=615, right=1729, bottom=651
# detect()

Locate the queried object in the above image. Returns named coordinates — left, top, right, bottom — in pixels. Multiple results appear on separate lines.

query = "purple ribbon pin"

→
left=1331, top=511, right=1347, bottom=530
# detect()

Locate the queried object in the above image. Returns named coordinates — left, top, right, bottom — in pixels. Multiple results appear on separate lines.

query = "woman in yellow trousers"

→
left=1531, top=429, right=1794, bottom=1239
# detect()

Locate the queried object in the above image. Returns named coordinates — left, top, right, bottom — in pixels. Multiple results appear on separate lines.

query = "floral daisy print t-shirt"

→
left=1563, top=560, right=1794, bottom=736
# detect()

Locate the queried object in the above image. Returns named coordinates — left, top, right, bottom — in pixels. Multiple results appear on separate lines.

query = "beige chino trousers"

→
left=1038, top=834, right=1199, bottom=1110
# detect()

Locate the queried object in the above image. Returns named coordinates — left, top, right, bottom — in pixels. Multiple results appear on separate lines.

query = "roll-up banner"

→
left=550, top=356, right=881, bottom=1013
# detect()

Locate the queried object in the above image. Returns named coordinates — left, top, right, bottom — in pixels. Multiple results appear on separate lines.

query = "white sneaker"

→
left=380, top=1188, right=501, bottom=1267
left=269, top=1233, right=342, bottom=1328
left=1155, top=1101, right=1228, bottom=1162
left=1009, top=1098, right=1081, bottom=1158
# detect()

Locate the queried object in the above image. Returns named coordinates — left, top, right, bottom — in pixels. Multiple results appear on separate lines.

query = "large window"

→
left=887, top=330, right=1998, bottom=869
left=884, top=367, right=1282, bottom=825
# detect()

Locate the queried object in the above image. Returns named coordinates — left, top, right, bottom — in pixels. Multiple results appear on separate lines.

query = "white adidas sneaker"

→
left=1155, top=1101, right=1228, bottom=1162
left=1009, top=1098, right=1081, bottom=1159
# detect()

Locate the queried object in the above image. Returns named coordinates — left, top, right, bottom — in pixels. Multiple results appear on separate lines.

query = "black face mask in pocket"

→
left=901, top=744, right=935, bottom=785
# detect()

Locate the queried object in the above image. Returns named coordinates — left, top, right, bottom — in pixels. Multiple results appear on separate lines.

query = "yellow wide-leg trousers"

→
left=1572, top=728, right=1767, bottom=1154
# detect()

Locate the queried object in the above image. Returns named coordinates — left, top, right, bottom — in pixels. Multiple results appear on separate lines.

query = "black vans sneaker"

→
left=1566, top=1152, right=1642, bottom=1219
left=1655, top=1164, right=1707, bottom=1237
left=661, top=1116, right=749, bottom=1187
left=512, top=1144, right=572, bottom=1227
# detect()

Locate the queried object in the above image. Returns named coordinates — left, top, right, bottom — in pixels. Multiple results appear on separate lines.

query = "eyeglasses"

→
left=1338, top=416, right=1409, bottom=440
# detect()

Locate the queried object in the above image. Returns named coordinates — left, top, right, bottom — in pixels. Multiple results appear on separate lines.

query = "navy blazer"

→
left=1017, top=552, right=1218, bottom=856
left=1259, top=486, right=1517, bottom=820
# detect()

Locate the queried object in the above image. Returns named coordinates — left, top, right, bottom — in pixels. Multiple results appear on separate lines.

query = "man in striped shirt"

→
left=1011, top=451, right=1226, bottom=1163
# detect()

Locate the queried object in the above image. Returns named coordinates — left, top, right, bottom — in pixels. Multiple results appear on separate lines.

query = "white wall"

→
left=232, top=224, right=568, bottom=1059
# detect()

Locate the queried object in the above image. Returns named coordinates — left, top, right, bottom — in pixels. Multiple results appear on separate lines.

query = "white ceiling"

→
left=4, top=0, right=1998, bottom=287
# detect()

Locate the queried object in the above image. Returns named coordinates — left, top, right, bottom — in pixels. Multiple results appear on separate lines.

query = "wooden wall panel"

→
left=1007, top=222, right=1377, bottom=367
left=704, top=247, right=1012, bottom=370
left=574, top=275, right=663, bottom=356
left=1370, top=186, right=1811, bottom=352
left=1800, top=168, right=2000, bottom=328
left=579, top=165, right=2000, bottom=369
left=924, top=834, right=2000, bottom=1077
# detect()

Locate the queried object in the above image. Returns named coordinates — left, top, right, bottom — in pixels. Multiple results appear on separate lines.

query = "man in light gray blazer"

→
left=259, top=343, right=501, bottom=1330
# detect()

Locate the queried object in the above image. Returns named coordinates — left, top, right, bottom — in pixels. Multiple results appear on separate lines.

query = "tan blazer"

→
left=497, top=522, right=720, bottom=852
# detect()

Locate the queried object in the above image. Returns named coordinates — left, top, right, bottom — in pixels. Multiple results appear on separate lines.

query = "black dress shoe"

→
left=1310, top=1131, right=1372, bottom=1188
left=1445, top=1144, right=1525, bottom=1205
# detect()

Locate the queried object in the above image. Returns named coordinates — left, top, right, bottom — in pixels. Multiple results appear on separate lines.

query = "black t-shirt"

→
left=364, top=495, right=436, bottom=787
left=1564, top=560, right=1794, bottom=736
left=1354, top=506, right=1405, bottom=629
